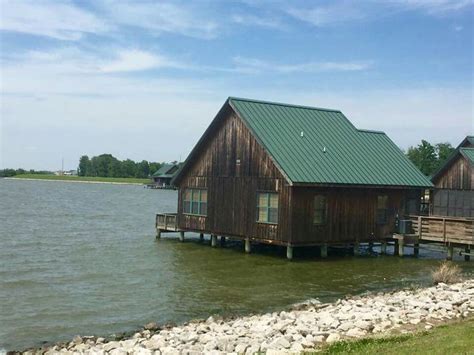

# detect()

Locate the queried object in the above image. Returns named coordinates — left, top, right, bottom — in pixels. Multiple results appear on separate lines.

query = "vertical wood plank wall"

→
left=434, top=156, right=473, bottom=190
left=177, top=108, right=292, bottom=244
left=291, top=187, right=414, bottom=244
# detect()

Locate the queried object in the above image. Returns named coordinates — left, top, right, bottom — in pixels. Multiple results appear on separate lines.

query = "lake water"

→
left=1, top=179, right=473, bottom=351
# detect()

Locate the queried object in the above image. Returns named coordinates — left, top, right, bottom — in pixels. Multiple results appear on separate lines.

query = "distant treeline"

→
left=0, top=169, right=52, bottom=177
left=406, top=140, right=455, bottom=176
left=78, top=154, right=169, bottom=178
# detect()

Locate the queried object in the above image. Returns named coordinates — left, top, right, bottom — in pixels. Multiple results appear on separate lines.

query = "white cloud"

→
left=453, top=24, right=464, bottom=31
left=0, top=0, right=220, bottom=41
left=285, top=0, right=473, bottom=27
left=104, top=1, right=219, bottom=39
left=99, top=50, right=185, bottom=73
left=3, top=47, right=186, bottom=75
left=0, top=0, right=107, bottom=40
left=386, top=0, right=473, bottom=14
left=231, top=14, right=283, bottom=29
left=286, top=4, right=366, bottom=27
left=233, top=56, right=373, bottom=73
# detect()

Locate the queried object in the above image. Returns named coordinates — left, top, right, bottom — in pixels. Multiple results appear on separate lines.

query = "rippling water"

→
left=0, top=179, right=472, bottom=351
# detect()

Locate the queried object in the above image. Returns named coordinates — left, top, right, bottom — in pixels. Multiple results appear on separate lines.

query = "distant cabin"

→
left=431, top=136, right=474, bottom=217
left=171, top=97, right=433, bottom=247
left=151, top=164, right=180, bottom=188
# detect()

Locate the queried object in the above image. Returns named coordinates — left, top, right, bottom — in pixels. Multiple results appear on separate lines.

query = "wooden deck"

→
left=156, top=213, right=180, bottom=232
left=393, top=215, right=473, bottom=260
left=405, top=215, right=473, bottom=246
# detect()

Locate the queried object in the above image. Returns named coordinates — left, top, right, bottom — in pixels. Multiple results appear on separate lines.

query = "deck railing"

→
left=406, top=215, right=474, bottom=245
left=156, top=213, right=178, bottom=231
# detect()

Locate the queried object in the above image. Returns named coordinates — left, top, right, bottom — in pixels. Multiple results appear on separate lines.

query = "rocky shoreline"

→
left=18, top=279, right=474, bottom=354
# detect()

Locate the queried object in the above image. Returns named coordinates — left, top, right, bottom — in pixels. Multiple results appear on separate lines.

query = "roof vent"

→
left=323, top=146, right=327, bottom=153
left=300, top=131, right=304, bottom=138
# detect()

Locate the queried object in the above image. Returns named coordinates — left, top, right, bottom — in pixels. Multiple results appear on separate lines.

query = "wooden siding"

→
left=176, top=107, right=292, bottom=244
left=290, top=187, right=418, bottom=244
left=433, top=155, right=473, bottom=190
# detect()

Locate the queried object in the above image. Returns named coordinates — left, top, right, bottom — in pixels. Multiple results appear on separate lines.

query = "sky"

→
left=0, top=0, right=473, bottom=171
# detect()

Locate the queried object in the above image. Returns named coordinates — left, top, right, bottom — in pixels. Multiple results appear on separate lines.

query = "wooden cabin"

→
left=169, top=97, right=433, bottom=257
left=431, top=136, right=474, bottom=217
left=151, top=164, right=180, bottom=188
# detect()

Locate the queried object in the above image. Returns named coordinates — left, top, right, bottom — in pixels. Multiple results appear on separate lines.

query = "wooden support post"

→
left=394, top=239, right=399, bottom=256
left=353, top=242, right=360, bottom=256
left=211, top=235, right=217, bottom=248
left=398, top=238, right=404, bottom=257
left=320, top=244, right=328, bottom=258
left=446, top=245, right=454, bottom=260
left=156, top=229, right=161, bottom=240
left=381, top=241, right=387, bottom=255
left=286, top=245, right=293, bottom=260
left=199, top=233, right=204, bottom=242
left=179, top=231, right=185, bottom=242
left=244, top=238, right=251, bottom=253
left=220, top=236, right=226, bottom=246
left=414, top=243, right=420, bottom=257
left=465, top=247, right=471, bottom=262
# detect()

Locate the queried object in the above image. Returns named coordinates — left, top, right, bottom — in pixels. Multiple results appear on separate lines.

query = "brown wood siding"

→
left=176, top=107, right=292, bottom=244
left=434, top=156, right=473, bottom=190
left=290, top=187, right=416, bottom=245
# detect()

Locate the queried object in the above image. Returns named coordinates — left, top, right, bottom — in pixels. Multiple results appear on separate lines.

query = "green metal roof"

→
left=460, top=148, right=474, bottom=165
left=431, top=137, right=474, bottom=182
left=229, top=97, right=432, bottom=187
left=152, top=164, right=178, bottom=178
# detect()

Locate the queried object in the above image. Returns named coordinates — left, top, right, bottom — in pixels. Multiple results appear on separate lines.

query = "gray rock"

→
left=103, top=341, right=120, bottom=352
left=326, top=333, right=341, bottom=343
left=144, top=322, right=160, bottom=331
left=346, top=328, right=366, bottom=337
left=235, top=342, right=249, bottom=354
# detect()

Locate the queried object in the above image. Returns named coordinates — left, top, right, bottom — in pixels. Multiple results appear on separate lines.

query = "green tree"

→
left=435, top=142, right=455, bottom=167
left=122, top=159, right=137, bottom=178
left=149, top=162, right=162, bottom=175
left=78, top=155, right=91, bottom=176
left=406, top=140, right=437, bottom=176
left=136, top=160, right=150, bottom=178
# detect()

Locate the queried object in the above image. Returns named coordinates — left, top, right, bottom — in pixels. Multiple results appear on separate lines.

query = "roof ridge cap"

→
left=228, top=96, right=342, bottom=113
left=357, top=128, right=386, bottom=134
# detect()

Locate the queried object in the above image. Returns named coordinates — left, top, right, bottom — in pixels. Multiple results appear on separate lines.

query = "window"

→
left=313, top=195, right=327, bottom=225
left=257, top=192, right=278, bottom=224
left=183, top=189, right=207, bottom=216
left=376, top=195, right=388, bottom=224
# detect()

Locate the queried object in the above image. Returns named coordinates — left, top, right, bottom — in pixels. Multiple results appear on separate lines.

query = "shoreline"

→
left=16, top=279, right=474, bottom=354
left=3, top=177, right=146, bottom=186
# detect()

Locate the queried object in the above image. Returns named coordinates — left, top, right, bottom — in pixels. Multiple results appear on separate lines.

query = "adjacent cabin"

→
left=431, top=136, right=474, bottom=217
left=169, top=97, right=433, bottom=253
left=151, top=164, right=180, bottom=188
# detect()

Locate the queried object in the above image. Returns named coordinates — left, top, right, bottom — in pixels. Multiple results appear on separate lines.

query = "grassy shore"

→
left=9, top=174, right=150, bottom=184
left=322, top=317, right=474, bottom=354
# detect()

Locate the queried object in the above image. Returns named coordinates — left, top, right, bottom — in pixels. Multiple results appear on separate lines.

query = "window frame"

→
left=256, top=191, right=279, bottom=224
left=183, top=188, right=207, bottom=216
left=376, top=195, right=389, bottom=225
left=313, top=194, right=328, bottom=225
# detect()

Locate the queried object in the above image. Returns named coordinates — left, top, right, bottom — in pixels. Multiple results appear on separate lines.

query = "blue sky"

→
left=0, top=0, right=472, bottom=170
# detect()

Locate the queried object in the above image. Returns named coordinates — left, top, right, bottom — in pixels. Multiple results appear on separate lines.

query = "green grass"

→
left=11, top=174, right=150, bottom=184
left=319, top=318, right=474, bottom=355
